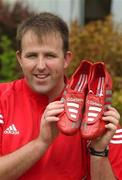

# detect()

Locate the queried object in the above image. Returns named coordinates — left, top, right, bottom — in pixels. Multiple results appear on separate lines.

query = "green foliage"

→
left=0, top=0, right=32, bottom=44
left=68, top=16, right=122, bottom=81
left=113, top=90, right=122, bottom=124
left=0, top=35, right=18, bottom=82
left=0, top=0, right=33, bottom=82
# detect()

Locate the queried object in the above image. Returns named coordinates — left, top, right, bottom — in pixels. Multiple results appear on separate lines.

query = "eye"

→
left=25, top=53, right=37, bottom=59
left=46, top=53, right=57, bottom=59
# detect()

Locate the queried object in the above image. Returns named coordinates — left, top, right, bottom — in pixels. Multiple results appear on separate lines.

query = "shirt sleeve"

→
left=0, top=101, right=4, bottom=155
left=0, top=111, right=4, bottom=125
left=109, top=127, right=122, bottom=179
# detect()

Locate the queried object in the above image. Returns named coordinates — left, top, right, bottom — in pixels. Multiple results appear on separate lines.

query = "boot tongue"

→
left=89, top=90, right=94, bottom=94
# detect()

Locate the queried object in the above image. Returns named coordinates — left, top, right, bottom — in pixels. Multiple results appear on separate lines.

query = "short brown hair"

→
left=16, top=12, right=69, bottom=54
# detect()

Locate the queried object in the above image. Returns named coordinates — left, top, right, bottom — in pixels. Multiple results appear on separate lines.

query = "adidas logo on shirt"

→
left=4, top=124, right=19, bottom=135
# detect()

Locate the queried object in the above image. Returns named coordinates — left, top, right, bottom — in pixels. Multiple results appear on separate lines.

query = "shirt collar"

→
left=22, top=77, right=68, bottom=103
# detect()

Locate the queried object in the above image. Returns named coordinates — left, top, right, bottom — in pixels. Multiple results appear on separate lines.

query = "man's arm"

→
left=90, top=106, right=120, bottom=180
left=0, top=139, right=49, bottom=180
left=90, top=155, right=116, bottom=180
left=0, top=101, right=64, bottom=180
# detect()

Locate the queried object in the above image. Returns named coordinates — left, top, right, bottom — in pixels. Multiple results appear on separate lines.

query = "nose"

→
left=36, top=57, right=46, bottom=70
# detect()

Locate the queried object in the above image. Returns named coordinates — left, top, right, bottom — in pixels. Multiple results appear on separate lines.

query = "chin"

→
left=33, top=86, right=50, bottom=95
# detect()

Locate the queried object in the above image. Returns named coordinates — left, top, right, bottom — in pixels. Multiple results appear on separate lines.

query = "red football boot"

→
left=57, top=60, right=92, bottom=135
left=94, top=69, right=113, bottom=138
left=81, top=62, right=110, bottom=139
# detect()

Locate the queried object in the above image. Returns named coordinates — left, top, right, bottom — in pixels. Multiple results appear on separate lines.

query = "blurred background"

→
left=0, top=0, right=122, bottom=121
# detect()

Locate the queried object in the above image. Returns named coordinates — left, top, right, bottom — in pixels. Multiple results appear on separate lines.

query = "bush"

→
left=0, top=0, right=32, bottom=82
left=0, top=0, right=32, bottom=50
left=0, top=35, right=19, bottom=82
left=113, top=90, right=122, bottom=124
left=68, top=16, right=122, bottom=79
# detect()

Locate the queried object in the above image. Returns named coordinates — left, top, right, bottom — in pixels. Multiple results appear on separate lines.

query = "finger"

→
left=44, top=108, right=64, bottom=119
left=105, top=123, right=117, bottom=139
left=104, top=106, right=120, bottom=115
left=48, top=101, right=64, bottom=106
left=104, top=111, right=120, bottom=120
left=44, top=116, right=60, bottom=123
left=104, top=107, right=120, bottom=120
left=102, top=116, right=119, bottom=126
left=105, top=123, right=117, bottom=130
left=107, top=106, right=118, bottom=112
left=46, top=102, right=64, bottom=111
left=99, top=123, right=117, bottom=144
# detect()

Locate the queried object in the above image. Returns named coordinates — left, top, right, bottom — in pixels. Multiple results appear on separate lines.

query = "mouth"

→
left=34, top=74, right=49, bottom=81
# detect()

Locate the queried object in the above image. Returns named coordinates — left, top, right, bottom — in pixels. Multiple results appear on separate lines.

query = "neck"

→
left=48, top=81, right=66, bottom=102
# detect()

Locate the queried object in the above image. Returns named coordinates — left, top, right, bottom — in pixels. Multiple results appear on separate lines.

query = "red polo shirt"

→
left=0, top=78, right=122, bottom=179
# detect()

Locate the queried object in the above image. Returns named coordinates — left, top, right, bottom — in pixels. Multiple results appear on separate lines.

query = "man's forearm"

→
left=0, top=139, right=49, bottom=180
left=90, top=155, right=117, bottom=180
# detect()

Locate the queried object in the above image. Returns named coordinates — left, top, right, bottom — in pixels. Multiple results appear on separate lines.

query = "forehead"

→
left=21, top=30, right=63, bottom=48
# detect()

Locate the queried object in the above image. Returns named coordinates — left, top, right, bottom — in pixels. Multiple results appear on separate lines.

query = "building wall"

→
left=22, top=0, right=85, bottom=25
left=111, top=0, right=122, bottom=24
left=3, top=0, right=122, bottom=25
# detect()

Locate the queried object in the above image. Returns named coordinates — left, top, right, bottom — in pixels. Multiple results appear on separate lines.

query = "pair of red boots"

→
left=57, top=60, right=112, bottom=139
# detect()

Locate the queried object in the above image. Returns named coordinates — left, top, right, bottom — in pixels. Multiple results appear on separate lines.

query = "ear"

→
left=64, top=51, right=73, bottom=69
left=16, top=50, right=22, bottom=67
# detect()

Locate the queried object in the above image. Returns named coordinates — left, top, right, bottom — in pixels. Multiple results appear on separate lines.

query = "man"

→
left=0, top=12, right=121, bottom=180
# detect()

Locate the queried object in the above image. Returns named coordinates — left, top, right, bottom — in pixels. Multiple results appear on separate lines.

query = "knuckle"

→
left=118, top=114, right=121, bottom=120
left=114, top=125, right=117, bottom=131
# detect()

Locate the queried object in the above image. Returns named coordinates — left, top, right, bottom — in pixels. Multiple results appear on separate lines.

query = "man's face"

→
left=16, top=30, right=72, bottom=100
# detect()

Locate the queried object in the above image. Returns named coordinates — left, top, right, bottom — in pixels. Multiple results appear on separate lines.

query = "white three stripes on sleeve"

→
left=0, top=114, right=4, bottom=124
left=110, top=129, right=122, bottom=144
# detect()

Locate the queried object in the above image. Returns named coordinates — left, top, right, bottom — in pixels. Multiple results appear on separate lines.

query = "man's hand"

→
left=91, top=106, right=120, bottom=151
left=90, top=107, right=120, bottom=180
left=38, top=101, right=64, bottom=146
